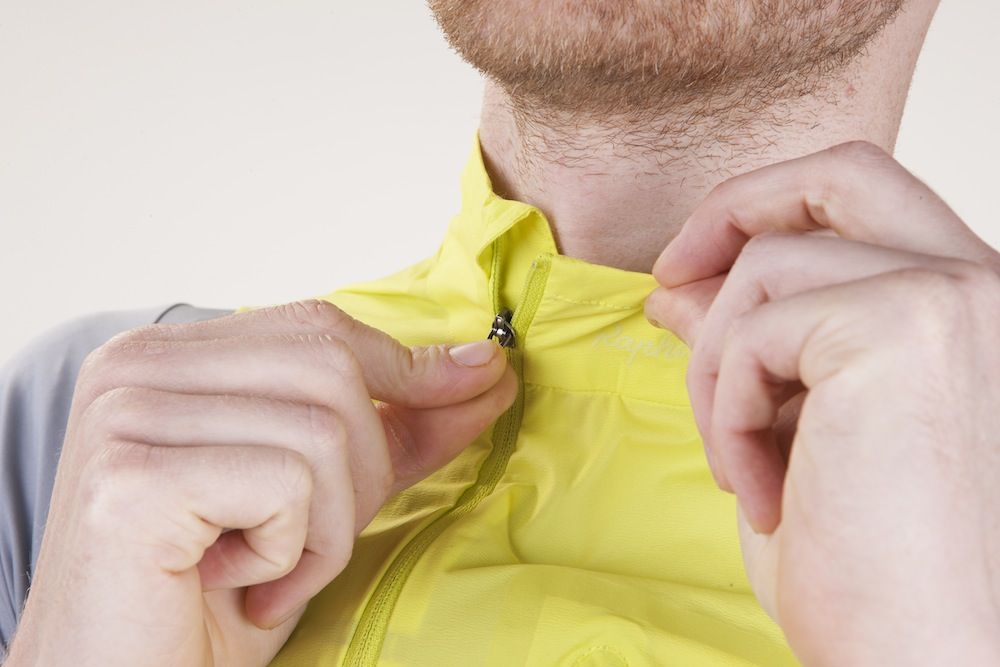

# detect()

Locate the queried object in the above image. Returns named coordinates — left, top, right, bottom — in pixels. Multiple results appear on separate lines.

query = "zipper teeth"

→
left=343, top=251, right=553, bottom=666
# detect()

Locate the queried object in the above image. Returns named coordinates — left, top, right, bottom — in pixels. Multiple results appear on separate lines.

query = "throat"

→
left=478, top=95, right=700, bottom=273
left=476, top=67, right=906, bottom=274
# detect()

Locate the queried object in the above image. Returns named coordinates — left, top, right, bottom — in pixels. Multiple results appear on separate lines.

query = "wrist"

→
left=4, top=614, right=43, bottom=667
left=796, top=617, right=1000, bottom=667
left=4, top=633, right=38, bottom=667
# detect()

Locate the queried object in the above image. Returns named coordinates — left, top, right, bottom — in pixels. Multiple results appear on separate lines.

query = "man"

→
left=2, top=0, right=999, bottom=664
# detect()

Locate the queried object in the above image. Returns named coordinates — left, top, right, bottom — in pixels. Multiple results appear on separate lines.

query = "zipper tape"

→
left=342, top=251, right=554, bottom=665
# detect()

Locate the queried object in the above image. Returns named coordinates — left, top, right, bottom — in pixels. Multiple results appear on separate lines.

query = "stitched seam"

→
left=544, top=294, right=640, bottom=311
left=524, top=381, right=691, bottom=409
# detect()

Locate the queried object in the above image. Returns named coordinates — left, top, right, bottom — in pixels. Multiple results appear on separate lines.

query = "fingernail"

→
left=644, top=290, right=666, bottom=329
left=448, top=339, right=499, bottom=367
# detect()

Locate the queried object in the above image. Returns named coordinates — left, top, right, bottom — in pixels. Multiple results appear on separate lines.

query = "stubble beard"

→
left=428, top=0, right=904, bottom=124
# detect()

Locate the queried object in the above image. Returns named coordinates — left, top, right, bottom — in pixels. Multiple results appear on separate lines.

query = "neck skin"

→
left=477, top=2, right=938, bottom=274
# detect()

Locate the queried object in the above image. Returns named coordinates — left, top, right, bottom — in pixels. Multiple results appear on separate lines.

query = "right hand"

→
left=5, top=300, right=516, bottom=666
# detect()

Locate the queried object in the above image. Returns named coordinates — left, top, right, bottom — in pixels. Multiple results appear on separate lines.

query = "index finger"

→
left=653, top=140, right=992, bottom=287
left=118, top=300, right=509, bottom=410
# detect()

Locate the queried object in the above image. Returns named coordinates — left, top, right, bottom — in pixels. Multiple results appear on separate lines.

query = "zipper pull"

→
left=487, top=308, right=516, bottom=348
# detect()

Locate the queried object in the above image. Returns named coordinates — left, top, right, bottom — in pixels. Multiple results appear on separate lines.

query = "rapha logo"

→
left=591, top=324, right=689, bottom=366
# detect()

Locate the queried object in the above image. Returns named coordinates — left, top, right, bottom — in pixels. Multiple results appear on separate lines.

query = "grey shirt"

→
left=0, top=304, right=230, bottom=653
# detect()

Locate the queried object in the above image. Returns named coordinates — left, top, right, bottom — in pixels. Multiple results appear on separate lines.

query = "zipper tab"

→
left=487, top=308, right=516, bottom=348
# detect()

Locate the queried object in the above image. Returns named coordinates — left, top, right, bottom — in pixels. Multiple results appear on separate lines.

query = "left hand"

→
left=644, top=141, right=1000, bottom=666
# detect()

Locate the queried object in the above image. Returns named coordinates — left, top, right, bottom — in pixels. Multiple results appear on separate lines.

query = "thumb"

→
left=314, top=309, right=510, bottom=408
left=379, top=365, right=519, bottom=494
left=138, top=299, right=511, bottom=409
left=295, top=304, right=516, bottom=493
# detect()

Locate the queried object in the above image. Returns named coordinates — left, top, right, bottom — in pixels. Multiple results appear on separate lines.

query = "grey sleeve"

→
left=0, top=303, right=232, bottom=653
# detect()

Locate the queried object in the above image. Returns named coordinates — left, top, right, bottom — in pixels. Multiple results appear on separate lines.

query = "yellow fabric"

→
left=269, top=132, right=799, bottom=666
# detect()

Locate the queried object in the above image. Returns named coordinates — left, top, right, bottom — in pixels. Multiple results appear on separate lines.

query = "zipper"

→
left=342, top=246, right=553, bottom=666
left=487, top=308, right=516, bottom=348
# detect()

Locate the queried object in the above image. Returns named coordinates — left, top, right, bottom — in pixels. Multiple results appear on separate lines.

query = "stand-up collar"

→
left=440, top=131, right=691, bottom=407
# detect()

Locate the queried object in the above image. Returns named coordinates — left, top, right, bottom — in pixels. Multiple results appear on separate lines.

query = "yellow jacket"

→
left=270, top=133, right=798, bottom=666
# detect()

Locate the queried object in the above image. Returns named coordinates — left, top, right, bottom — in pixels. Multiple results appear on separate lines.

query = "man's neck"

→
left=476, top=3, right=936, bottom=274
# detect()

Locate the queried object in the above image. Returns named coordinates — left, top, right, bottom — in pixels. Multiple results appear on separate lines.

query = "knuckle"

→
left=910, top=268, right=966, bottom=312
left=950, top=260, right=1000, bottom=300
left=690, top=312, right=736, bottom=380
left=886, top=269, right=966, bottom=348
left=687, top=340, right=714, bottom=380
left=733, top=234, right=803, bottom=298
left=701, top=180, right=749, bottom=225
left=80, top=441, right=157, bottom=524
left=706, top=173, right=737, bottom=200
left=97, top=325, right=161, bottom=358
left=798, top=373, right=866, bottom=437
left=725, top=308, right=753, bottom=342
left=273, top=448, right=314, bottom=506
left=91, top=439, right=157, bottom=478
left=78, top=326, right=167, bottom=383
left=311, top=333, right=363, bottom=379
left=280, top=329, right=364, bottom=384
left=401, top=344, right=434, bottom=380
left=306, top=404, right=348, bottom=462
left=279, top=299, right=354, bottom=333
left=804, top=144, right=893, bottom=230
left=78, top=332, right=134, bottom=383
left=79, top=386, right=147, bottom=439
left=946, top=262, right=1000, bottom=333
left=86, top=384, right=144, bottom=414
left=716, top=311, right=756, bottom=365
left=737, top=232, right=788, bottom=266
left=738, top=233, right=769, bottom=259
left=77, top=345, right=105, bottom=383
left=827, top=140, right=892, bottom=166
left=264, top=549, right=300, bottom=578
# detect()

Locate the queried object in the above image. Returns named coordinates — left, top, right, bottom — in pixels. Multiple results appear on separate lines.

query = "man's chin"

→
left=428, top=0, right=904, bottom=115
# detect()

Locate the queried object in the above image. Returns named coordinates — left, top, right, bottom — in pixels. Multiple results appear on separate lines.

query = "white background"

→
left=1, top=2, right=998, bottom=361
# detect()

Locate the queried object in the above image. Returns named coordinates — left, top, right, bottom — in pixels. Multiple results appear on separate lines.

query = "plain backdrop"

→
left=1, top=2, right=998, bottom=361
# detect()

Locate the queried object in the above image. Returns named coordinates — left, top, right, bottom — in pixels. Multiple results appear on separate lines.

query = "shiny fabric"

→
left=270, top=133, right=798, bottom=666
